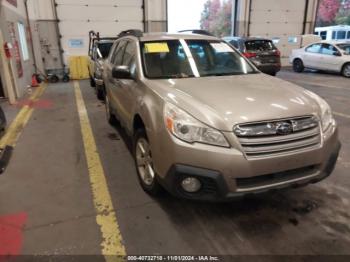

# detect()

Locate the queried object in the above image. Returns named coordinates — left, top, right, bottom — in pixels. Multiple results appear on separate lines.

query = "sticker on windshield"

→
left=145, top=43, right=170, bottom=53
left=210, top=43, right=234, bottom=53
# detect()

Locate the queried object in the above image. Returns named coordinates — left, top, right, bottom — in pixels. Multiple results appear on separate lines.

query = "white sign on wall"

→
left=68, top=39, right=84, bottom=48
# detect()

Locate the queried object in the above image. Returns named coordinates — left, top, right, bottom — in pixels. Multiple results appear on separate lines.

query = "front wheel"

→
left=341, top=63, right=350, bottom=78
left=97, top=85, right=105, bottom=101
left=134, top=129, right=162, bottom=195
left=293, top=59, right=304, bottom=73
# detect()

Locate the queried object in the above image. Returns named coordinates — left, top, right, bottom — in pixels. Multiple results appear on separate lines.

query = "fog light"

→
left=181, top=177, right=201, bottom=193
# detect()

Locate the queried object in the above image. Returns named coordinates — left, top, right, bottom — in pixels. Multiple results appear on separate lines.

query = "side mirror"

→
left=334, top=51, right=342, bottom=56
left=112, top=66, right=133, bottom=79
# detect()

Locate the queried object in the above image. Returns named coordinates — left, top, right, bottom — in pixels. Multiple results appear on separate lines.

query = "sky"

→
left=168, top=0, right=208, bottom=33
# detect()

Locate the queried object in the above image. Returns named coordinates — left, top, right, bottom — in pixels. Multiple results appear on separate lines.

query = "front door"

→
left=115, top=41, right=138, bottom=131
left=318, top=44, right=342, bottom=71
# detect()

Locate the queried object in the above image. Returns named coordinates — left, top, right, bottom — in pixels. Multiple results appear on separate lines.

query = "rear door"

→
left=244, top=40, right=280, bottom=64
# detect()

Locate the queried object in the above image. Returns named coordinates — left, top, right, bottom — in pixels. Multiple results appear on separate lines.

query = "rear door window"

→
left=306, top=43, right=322, bottom=53
left=245, top=40, right=276, bottom=52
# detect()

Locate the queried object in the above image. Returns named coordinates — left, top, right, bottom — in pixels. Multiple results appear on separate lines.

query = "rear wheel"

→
left=341, top=63, right=350, bottom=78
left=134, top=129, right=162, bottom=195
left=90, top=76, right=96, bottom=87
left=293, top=59, right=304, bottom=73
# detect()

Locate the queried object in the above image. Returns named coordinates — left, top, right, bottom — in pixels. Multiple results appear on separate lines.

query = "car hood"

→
left=146, top=74, right=321, bottom=132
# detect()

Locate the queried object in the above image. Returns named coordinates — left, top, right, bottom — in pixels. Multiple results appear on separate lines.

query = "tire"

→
left=269, top=72, right=277, bottom=76
left=97, top=85, right=105, bottom=101
left=293, top=59, right=304, bottom=73
left=49, top=75, right=59, bottom=83
left=90, top=76, right=96, bottom=87
left=105, top=93, right=117, bottom=125
left=134, top=129, right=162, bottom=195
left=341, top=63, right=350, bottom=78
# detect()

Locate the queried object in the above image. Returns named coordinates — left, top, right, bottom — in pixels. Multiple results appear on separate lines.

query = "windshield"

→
left=97, top=42, right=114, bottom=58
left=337, top=44, right=350, bottom=54
left=140, top=40, right=256, bottom=79
left=245, top=40, right=276, bottom=52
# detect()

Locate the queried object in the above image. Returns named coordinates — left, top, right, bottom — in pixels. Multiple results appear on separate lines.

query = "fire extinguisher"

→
left=3, top=42, right=13, bottom=59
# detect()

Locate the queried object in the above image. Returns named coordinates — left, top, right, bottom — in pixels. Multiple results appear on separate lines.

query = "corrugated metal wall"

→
left=56, top=0, right=144, bottom=63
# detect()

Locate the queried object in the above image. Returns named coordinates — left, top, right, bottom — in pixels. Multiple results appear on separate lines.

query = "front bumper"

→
left=154, top=126, right=340, bottom=201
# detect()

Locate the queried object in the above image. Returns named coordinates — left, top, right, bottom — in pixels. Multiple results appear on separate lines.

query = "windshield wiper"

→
left=168, top=74, right=194, bottom=79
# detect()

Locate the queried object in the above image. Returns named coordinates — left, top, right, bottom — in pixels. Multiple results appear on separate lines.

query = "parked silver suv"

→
left=103, top=30, right=340, bottom=201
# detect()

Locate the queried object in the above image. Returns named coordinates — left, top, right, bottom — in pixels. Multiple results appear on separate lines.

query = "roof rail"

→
left=118, top=29, right=143, bottom=38
left=178, top=29, right=215, bottom=37
left=89, top=30, right=100, bottom=40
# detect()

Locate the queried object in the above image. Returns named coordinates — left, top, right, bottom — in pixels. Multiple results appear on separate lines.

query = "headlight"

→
left=320, top=100, right=335, bottom=132
left=304, top=90, right=335, bottom=132
left=164, top=103, right=230, bottom=147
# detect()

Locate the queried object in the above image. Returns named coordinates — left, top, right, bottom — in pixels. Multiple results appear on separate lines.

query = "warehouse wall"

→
left=0, top=0, right=35, bottom=100
left=27, top=0, right=167, bottom=69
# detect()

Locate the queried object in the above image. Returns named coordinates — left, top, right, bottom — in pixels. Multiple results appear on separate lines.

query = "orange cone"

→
left=31, top=74, right=39, bottom=87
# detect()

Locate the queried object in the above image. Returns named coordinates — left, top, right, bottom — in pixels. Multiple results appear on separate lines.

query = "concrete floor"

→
left=0, top=68, right=350, bottom=257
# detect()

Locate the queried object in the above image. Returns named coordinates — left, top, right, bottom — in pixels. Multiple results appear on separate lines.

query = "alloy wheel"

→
left=344, top=64, right=350, bottom=78
left=136, top=138, right=155, bottom=186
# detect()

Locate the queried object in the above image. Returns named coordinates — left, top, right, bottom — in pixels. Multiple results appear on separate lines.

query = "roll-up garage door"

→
left=248, top=0, right=308, bottom=65
left=249, top=0, right=306, bottom=37
left=55, top=0, right=144, bottom=63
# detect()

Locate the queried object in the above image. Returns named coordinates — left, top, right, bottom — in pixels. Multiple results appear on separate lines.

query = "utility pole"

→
left=231, top=0, right=235, bottom=36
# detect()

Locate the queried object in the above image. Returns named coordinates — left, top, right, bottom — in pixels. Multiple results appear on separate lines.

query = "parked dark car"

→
left=223, top=37, right=281, bottom=76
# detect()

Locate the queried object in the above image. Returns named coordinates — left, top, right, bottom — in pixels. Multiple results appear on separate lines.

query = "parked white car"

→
left=289, top=41, right=350, bottom=78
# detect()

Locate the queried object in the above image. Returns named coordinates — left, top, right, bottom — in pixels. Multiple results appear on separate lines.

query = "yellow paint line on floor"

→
left=73, top=81, right=126, bottom=259
left=334, top=111, right=350, bottom=119
left=0, top=83, right=47, bottom=148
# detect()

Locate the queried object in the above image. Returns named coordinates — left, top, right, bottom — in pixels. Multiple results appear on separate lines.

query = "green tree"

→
left=335, top=0, right=350, bottom=25
left=200, top=0, right=232, bottom=37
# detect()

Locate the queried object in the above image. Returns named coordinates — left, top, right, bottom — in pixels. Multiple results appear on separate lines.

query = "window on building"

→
left=17, top=22, right=29, bottom=61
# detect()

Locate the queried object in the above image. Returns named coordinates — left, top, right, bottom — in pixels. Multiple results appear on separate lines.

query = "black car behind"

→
left=223, top=37, right=281, bottom=76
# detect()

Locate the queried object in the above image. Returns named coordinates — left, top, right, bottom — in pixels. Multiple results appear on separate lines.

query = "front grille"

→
left=234, top=116, right=321, bottom=158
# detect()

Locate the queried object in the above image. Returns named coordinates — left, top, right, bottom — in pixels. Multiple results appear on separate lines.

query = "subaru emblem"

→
left=276, top=122, right=293, bottom=135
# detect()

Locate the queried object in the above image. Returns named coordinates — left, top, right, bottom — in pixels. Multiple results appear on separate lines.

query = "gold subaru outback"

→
left=103, top=30, right=341, bottom=201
